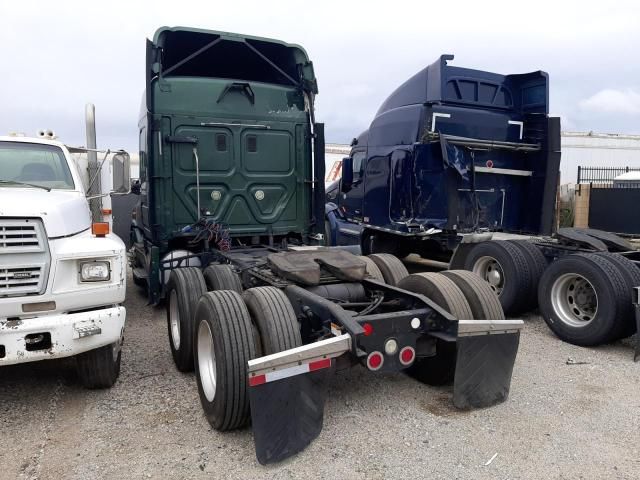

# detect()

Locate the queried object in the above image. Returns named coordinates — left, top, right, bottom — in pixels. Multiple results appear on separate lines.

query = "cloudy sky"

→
left=1, top=0, right=639, bottom=152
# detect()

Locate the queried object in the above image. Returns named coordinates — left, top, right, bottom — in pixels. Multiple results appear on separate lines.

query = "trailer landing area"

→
left=0, top=272, right=638, bottom=479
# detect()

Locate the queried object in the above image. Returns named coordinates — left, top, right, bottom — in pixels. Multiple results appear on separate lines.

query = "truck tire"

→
left=594, top=252, right=640, bottom=338
left=398, top=272, right=474, bottom=320
left=463, top=240, right=532, bottom=315
left=507, top=240, right=548, bottom=310
left=243, top=287, right=302, bottom=354
left=166, top=267, right=207, bottom=372
left=538, top=253, right=629, bottom=346
left=368, top=253, right=409, bottom=286
left=194, top=291, right=257, bottom=431
left=358, top=255, right=385, bottom=282
left=440, top=270, right=505, bottom=320
left=132, top=269, right=146, bottom=288
left=397, top=272, right=473, bottom=385
left=76, top=341, right=122, bottom=389
left=203, top=264, right=243, bottom=293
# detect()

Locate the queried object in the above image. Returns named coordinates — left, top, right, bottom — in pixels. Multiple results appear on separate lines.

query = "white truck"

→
left=0, top=117, right=130, bottom=388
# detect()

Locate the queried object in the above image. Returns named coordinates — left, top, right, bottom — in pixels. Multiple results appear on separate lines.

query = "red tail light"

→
left=366, top=351, right=384, bottom=371
left=362, top=323, right=374, bottom=336
left=399, top=346, right=416, bottom=366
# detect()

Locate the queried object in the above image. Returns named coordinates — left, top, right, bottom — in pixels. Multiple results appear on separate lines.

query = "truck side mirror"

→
left=112, top=152, right=131, bottom=193
left=341, top=157, right=353, bottom=193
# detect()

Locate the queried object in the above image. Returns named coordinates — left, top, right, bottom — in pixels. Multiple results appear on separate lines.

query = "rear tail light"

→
left=366, top=351, right=384, bottom=371
left=362, top=323, right=374, bottom=336
left=399, top=346, right=416, bottom=366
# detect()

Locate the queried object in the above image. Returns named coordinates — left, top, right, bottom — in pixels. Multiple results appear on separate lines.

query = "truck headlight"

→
left=79, top=261, right=111, bottom=282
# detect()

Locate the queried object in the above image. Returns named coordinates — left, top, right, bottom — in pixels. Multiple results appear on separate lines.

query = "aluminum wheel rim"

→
left=197, top=320, right=217, bottom=402
left=550, top=273, right=598, bottom=328
left=169, top=290, right=180, bottom=350
left=473, top=256, right=505, bottom=295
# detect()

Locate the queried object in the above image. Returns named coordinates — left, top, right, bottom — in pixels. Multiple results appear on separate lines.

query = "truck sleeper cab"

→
left=327, top=54, right=560, bottom=260
left=0, top=136, right=126, bottom=388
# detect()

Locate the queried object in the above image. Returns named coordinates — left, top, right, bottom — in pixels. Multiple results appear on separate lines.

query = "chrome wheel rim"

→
left=197, top=320, right=217, bottom=402
left=473, top=256, right=505, bottom=295
left=169, top=290, right=180, bottom=350
left=550, top=273, right=598, bottom=328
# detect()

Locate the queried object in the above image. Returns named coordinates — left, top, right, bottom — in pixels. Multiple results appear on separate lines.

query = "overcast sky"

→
left=1, top=0, right=639, bottom=152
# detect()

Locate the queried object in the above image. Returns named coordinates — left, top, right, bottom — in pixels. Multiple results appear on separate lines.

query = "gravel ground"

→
left=1, top=273, right=640, bottom=480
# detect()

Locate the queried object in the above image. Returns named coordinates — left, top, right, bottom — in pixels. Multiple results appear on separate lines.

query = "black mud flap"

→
left=453, top=332, right=520, bottom=409
left=249, top=367, right=332, bottom=465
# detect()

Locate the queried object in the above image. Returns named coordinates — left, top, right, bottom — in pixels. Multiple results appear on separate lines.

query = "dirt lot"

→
left=1, top=273, right=639, bottom=480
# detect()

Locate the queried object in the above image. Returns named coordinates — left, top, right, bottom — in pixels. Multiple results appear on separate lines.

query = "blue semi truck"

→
left=326, top=54, right=559, bottom=255
left=326, top=55, right=640, bottom=352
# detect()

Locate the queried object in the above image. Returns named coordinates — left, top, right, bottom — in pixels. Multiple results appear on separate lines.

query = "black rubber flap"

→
left=453, top=332, right=520, bottom=409
left=250, top=368, right=331, bottom=464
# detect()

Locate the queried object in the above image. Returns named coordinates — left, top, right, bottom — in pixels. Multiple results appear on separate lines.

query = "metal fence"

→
left=577, top=166, right=640, bottom=185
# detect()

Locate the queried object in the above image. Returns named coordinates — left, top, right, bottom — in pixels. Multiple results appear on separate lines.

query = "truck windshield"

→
left=0, top=141, right=74, bottom=190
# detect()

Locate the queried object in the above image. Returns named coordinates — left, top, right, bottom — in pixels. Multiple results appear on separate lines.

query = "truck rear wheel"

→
left=243, top=287, right=302, bottom=354
left=538, top=253, right=628, bottom=346
left=398, top=272, right=473, bottom=385
left=203, top=264, right=243, bottom=293
left=166, top=267, right=207, bottom=372
left=367, top=253, right=409, bottom=286
left=194, top=291, right=257, bottom=431
left=76, top=341, right=122, bottom=389
left=507, top=240, right=548, bottom=310
left=440, top=270, right=505, bottom=320
left=358, top=255, right=385, bottom=282
left=594, top=252, right=640, bottom=338
left=463, top=240, right=532, bottom=315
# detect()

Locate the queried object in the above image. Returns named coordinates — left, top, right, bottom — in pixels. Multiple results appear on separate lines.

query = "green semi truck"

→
left=129, top=27, right=523, bottom=464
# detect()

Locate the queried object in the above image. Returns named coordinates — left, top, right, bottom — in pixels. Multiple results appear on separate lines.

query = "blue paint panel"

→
left=334, top=55, right=560, bottom=242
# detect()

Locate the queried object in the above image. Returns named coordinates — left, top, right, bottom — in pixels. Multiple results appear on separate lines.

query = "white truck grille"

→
left=0, top=266, right=44, bottom=295
left=0, top=219, right=49, bottom=297
left=0, top=221, right=44, bottom=252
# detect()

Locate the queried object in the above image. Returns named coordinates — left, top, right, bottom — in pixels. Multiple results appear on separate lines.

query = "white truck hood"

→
left=0, top=187, right=91, bottom=238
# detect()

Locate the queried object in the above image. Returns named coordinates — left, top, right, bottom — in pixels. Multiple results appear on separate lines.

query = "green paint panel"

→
left=142, top=27, right=316, bottom=242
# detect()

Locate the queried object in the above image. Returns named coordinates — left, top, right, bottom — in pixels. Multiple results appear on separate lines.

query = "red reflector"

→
left=363, top=323, right=374, bottom=336
left=367, top=351, right=384, bottom=371
left=248, top=374, right=266, bottom=387
left=399, top=346, right=416, bottom=366
left=486, top=160, right=494, bottom=168
left=309, top=358, right=332, bottom=372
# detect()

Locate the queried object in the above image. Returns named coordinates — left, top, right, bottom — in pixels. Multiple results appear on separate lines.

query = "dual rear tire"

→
left=397, top=270, right=504, bottom=385
left=194, top=287, right=301, bottom=431
left=463, top=240, right=546, bottom=315
left=538, top=253, right=638, bottom=346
